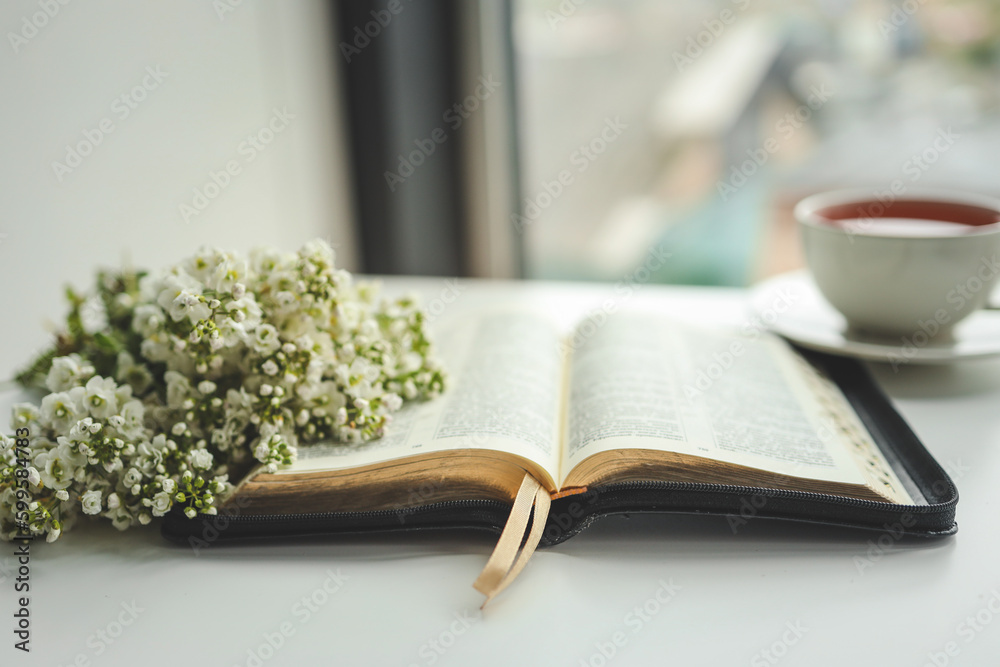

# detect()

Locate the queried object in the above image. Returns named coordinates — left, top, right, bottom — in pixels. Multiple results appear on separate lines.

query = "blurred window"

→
left=512, top=0, right=1000, bottom=285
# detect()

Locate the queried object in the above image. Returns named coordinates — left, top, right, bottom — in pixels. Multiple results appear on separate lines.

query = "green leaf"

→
left=93, top=332, right=123, bottom=354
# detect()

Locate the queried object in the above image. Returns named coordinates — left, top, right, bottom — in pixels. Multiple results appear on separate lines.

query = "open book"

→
left=166, top=308, right=956, bottom=603
left=230, top=310, right=916, bottom=514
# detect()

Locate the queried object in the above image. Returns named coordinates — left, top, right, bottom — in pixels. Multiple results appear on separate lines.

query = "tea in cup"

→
left=796, top=188, right=1000, bottom=338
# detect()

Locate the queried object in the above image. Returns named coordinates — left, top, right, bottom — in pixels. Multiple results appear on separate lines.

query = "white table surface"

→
left=4, top=277, right=1000, bottom=667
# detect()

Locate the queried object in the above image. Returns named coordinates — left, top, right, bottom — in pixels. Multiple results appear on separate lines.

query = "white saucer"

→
left=749, top=270, right=1000, bottom=364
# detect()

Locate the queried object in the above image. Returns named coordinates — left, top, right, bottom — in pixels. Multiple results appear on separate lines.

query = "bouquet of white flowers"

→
left=1, top=240, right=445, bottom=542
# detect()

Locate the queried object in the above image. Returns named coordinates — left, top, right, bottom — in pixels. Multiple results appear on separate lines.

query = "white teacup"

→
left=796, top=188, right=1000, bottom=338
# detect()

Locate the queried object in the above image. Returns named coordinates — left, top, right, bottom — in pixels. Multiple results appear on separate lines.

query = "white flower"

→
left=300, top=238, right=335, bottom=265
left=168, top=290, right=211, bottom=324
left=254, top=442, right=270, bottom=461
left=340, top=357, right=380, bottom=386
left=253, top=324, right=281, bottom=354
left=114, top=292, right=134, bottom=309
left=54, top=436, right=87, bottom=467
left=135, top=434, right=169, bottom=474
left=189, top=449, right=213, bottom=470
left=183, top=246, right=219, bottom=282
left=39, top=391, right=85, bottom=431
left=164, top=371, right=191, bottom=409
left=8, top=238, right=446, bottom=542
left=402, top=379, right=417, bottom=399
left=208, top=256, right=248, bottom=293
left=45, top=354, right=95, bottom=392
left=400, top=352, right=423, bottom=374
left=123, top=467, right=142, bottom=487
left=83, top=376, right=120, bottom=420
left=155, top=271, right=203, bottom=315
left=118, top=400, right=146, bottom=441
left=139, top=335, right=173, bottom=365
left=208, top=330, right=224, bottom=352
left=11, top=403, right=41, bottom=430
left=81, top=490, right=103, bottom=515
left=359, top=319, right=378, bottom=338
left=383, top=393, right=403, bottom=412
left=150, top=492, right=172, bottom=517
left=274, top=291, right=296, bottom=307
left=33, top=447, right=75, bottom=490
left=226, top=295, right=261, bottom=331
left=218, top=317, right=248, bottom=347
left=132, top=304, right=165, bottom=337
left=337, top=301, right=362, bottom=330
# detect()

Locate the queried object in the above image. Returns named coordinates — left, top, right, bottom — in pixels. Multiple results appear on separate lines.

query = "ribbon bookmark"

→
left=473, top=473, right=551, bottom=608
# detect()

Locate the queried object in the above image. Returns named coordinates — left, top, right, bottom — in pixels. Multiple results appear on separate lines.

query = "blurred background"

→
left=2, top=0, right=999, bottom=374
left=515, top=0, right=1000, bottom=283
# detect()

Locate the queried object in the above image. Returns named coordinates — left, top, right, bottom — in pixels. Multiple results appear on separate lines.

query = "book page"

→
left=561, top=314, right=873, bottom=489
left=281, top=310, right=564, bottom=489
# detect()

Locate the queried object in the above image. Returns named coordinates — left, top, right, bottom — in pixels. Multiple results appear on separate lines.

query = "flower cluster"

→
left=1, top=240, right=445, bottom=542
